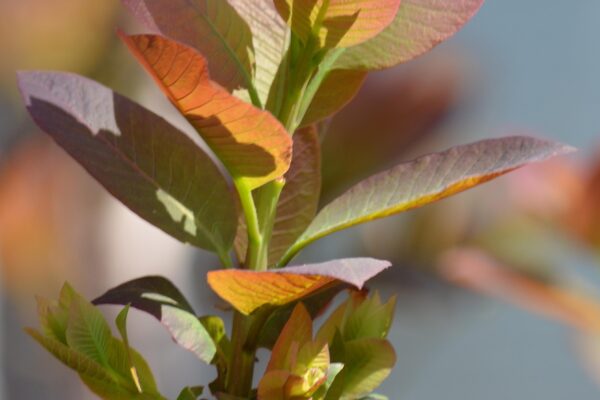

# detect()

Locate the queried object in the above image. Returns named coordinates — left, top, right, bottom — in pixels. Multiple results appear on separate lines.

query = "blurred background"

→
left=1, top=0, right=600, bottom=399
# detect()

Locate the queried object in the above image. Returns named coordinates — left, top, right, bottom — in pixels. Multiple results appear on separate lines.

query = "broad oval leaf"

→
left=17, top=71, right=237, bottom=256
left=122, top=0, right=256, bottom=97
left=120, top=33, right=293, bottom=190
left=274, top=0, right=402, bottom=48
left=280, top=137, right=575, bottom=264
left=207, top=258, right=391, bottom=315
left=228, top=0, right=289, bottom=106
left=93, top=276, right=217, bottom=364
left=335, top=0, right=484, bottom=70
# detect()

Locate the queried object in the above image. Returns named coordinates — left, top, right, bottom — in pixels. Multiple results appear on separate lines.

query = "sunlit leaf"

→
left=281, top=137, right=575, bottom=264
left=335, top=0, right=485, bottom=70
left=120, top=33, right=293, bottom=190
left=440, top=247, right=600, bottom=334
left=93, top=276, right=217, bottom=364
left=274, top=0, right=402, bottom=48
left=267, top=303, right=313, bottom=372
left=228, top=0, right=289, bottom=105
left=122, top=0, right=256, bottom=97
left=326, top=339, right=395, bottom=399
left=207, top=258, right=391, bottom=315
left=17, top=71, right=237, bottom=256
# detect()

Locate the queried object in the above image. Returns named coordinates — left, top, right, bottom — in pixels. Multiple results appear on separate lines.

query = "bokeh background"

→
left=2, top=1, right=600, bottom=399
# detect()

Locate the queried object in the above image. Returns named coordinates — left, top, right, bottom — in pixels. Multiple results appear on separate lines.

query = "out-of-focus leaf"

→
left=282, top=137, right=575, bottom=264
left=122, top=0, right=256, bottom=96
left=207, top=258, right=391, bottom=315
left=93, top=276, right=216, bottom=364
left=176, top=386, right=203, bottom=400
left=274, top=0, right=401, bottom=48
left=228, top=0, right=289, bottom=105
left=17, top=71, right=237, bottom=256
left=335, top=0, right=484, bottom=70
left=326, top=339, right=395, bottom=400
left=440, top=247, right=600, bottom=334
left=120, top=33, right=293, bottom=190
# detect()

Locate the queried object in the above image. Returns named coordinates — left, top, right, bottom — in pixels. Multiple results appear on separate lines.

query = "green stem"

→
left=234, top=179, right=263, bottom=269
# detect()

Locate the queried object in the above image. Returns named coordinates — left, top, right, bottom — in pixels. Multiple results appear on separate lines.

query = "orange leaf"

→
left=120, top=32, right=293, bottom=190
left=207, top=258, right=391, bottom=315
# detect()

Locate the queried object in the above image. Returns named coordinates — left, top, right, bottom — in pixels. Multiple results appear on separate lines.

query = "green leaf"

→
left=281, top=136, right=575, bottom=264
left=228, top=0, right=290, bottom=106
left=335, top=0, right=485, bottom=70
left=122, top=0, right=258, bottom=102
left=115, top=305, right=143, bottom=393
left=326, top=339, right=396, bottom=400
left=274, top=0, right=402, bottom=48
left=93, top=276, right=217, bottom=364
left=359, top=394, right=389, bottom=400
left=17, top=71, right=238, bottom=257
left=176, top=386, right=204, bottom=400
left=313, top=363, right=344, bottom=399
left=342, top=292, right=396, bottom=341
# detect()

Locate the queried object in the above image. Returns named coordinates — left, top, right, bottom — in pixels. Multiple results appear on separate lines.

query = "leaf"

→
left=207, top=258, right=391, bottom=315
left=270, top=126, right=321, bottom=264
left=177, top=386, right=204, bottom=400
left=274, top=0, right=402, bottom=48
left=116, top=305, right=143, bottom=393
left=228, top=0, right=290, bottom=105
left=122, top=0, right=256, bottom=97
left=301, top=70, right=367, bottom=125
left=93, top=276, right=217, bottom=364
left=335, top=0, right=485, bottom=70
left=326, top=339, right=396, bottom=400
left=281, top=136, right=575, bottom=263
left=267, top=303, right=313, bottom=372
left=120, top=33, right=293, bottom=190
left=439, top=247, right=600, bottom=334
left=17, top=71, right=237, bottom=256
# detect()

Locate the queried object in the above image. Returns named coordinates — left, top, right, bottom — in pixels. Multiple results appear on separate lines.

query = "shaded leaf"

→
left=17, top=71, right=237, bottom=255
left=93, top=276, right=216, bottom=364
left=274, top=0, right=402, bottom=48
left=122, top=0, right=256, bottom=96
left=336, top=0, right=485, bottom=70
left=228, top=0, right=290, bottom=105
left=282, top=137, right=575, bottom=264
left=207, top=258, right=391, bottom=315
left=120, top=33, right=293, bottom=190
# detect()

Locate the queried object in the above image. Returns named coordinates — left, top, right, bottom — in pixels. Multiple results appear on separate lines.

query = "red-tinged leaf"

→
left=120, top=33, right=293, bottom=190
left=228, top=0, right=290, bottom=106
left=234, top=126, right=321, bottom=265
left=93, top=276, right=217, bottom=364
left=17, top=71, right=237, bottom=256
left=267, top=303, right=313, bottom=372
left=122, top=0, right=256, bottom=96
left=207, top=258, right=391, bottom=315
left=274, top=0, right=402, bottom=48
left=336, top=0, right=485, bottom=70
left=301, top=70, right=367, bottom=125
left=440, top=248, right=600, bottom=334
left=280, top=137, right=575, bottom=264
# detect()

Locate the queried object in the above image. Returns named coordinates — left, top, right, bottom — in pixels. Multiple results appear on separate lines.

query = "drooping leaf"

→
left=17, top=71, right=237, bottom=256
left=93, top=276, right=217, bottom=364
left=120, top=33, right=293, bottom=190
left=207, top=258, right=391, bottom=315
left=281, top=137, right=575, bottom=264
left=122, top=0, right=256, bottom=97
left=326, top=339, right=396, bottom=400
left=335, top=0, right=485, bottom=70
left=274, top=0, right=402, bottom=48
left=228, top=0, right=290, bottom=105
